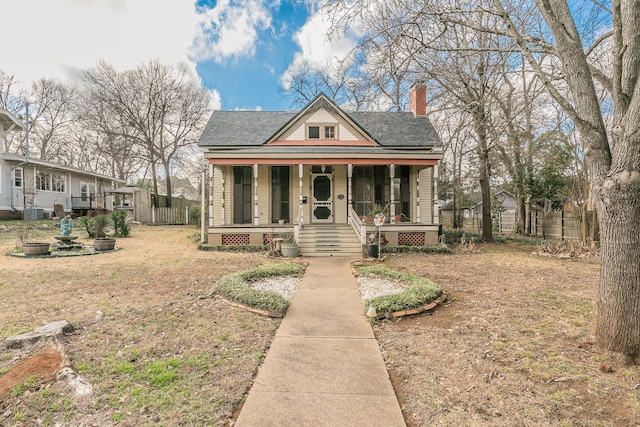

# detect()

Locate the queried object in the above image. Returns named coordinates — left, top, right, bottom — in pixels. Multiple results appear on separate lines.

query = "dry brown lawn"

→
left=0, top=223, right=638, bottom=426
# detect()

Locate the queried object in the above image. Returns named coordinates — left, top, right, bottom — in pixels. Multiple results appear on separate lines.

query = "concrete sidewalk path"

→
left=235, top=257, right=406, bottom=427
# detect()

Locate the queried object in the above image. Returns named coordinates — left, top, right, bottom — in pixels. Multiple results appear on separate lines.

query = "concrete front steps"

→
left=297, top=224, right=363, bottom=257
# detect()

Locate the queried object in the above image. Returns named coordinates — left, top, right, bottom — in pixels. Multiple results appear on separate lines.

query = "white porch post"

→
left=201, top=170, right=206, bottom=243
left=67, top=171, right=72, bottom=211
left=416, top=169, right=421, bottom=223
left=253, top=164, right=259, bottom=226
left=208, top=164, right=215, bottom=226
left=298, top=164, right=304, bottom=226
left=389, top=164, right=396, bottom=223
left=433, top=165, right=439, bottom=224
left=347, top=164, right=353, bottom=223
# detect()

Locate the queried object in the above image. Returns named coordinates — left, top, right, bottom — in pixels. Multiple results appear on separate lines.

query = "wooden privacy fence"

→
left=135, top=206, right=190, bottom=225
left=530, top=211, right=582, bottom=240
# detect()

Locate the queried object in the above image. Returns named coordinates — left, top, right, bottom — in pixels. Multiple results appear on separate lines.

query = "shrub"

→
left=189, top=206, right=204, bottom=227
left=198, top=244, right=266, bottom=253
left=92, top=215, right=112, bottom=238
left=355, top=265, right=442, bottom=315
left=382, top=245, right=452, bottom=254
left=76, top=216, right=95, bottom=238
left=109, top=210, right=133, bottom=237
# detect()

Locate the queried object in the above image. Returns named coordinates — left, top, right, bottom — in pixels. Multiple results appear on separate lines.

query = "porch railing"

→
left=71, top=196, right=94, bottom=210
left=348, top=205, right=367, bottom=245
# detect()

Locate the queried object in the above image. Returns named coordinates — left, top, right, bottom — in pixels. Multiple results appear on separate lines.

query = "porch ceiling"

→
left=204, top=146, right=441, bottom=165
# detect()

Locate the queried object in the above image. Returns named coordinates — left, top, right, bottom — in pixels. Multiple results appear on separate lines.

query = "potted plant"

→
left=19, top=208, right=51, bottom=256
left=279, top=231, right=298, bottom=257
left=22, top=242, right=51, bottom=256
left=91, top=214, right=116, bottom=251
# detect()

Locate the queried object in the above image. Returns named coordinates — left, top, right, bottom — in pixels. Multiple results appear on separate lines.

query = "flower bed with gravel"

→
left=215, top=262, right=306, bottom=316
left=354, top=264, right=443, bottom=317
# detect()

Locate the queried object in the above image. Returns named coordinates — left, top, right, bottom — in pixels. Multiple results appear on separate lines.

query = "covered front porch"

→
left=205, top=159, right=441, bottom=252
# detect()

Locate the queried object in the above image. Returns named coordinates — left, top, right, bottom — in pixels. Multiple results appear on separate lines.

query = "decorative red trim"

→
left=207, top=158, right=438, bottom=165
left=268, top=139, right=378, bottom=146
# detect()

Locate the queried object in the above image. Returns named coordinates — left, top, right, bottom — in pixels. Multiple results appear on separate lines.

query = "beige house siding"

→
left=257, top=165, right=269, bottom=225
left=412, top=166, right=433, bottom=225
left=334, top=165, right=348, bottom=223
left=420, top=167, right=433, bottom=224
left=284, top=109, right=361, bottom=142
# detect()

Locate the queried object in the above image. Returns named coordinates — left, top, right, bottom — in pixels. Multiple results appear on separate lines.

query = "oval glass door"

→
left=312, top=174, right=333, bottom=222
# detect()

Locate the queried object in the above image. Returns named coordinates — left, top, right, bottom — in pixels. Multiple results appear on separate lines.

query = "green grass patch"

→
left=215, top=262, right=306, bottom=314
left=355, top=265, right=442, bottom=315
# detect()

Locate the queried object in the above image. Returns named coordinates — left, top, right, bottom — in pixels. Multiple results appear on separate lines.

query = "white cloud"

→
left=190, top=0, right=272, bottom=63
left=281, top=8, right=358, bottom=90
left=2, top=0, right=201, bottom=89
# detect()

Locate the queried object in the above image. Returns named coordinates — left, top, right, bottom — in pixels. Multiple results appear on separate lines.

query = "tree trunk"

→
left=474, top=107, right=493, bottom=242
left=516, top=192, right=526, bottom=234
left=165, top=174, right=173, bottom=208
left=596, top=187, right=640, bottom=362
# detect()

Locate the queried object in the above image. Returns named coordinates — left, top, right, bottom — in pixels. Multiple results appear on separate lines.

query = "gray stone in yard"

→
left=2, top=320, right=74, bottom=349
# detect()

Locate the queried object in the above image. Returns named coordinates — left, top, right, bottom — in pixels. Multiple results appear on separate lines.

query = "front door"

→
left=312, top=173, right=333, bottom=223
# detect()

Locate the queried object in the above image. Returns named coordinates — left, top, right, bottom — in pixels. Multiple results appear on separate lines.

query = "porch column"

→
left=220, top=166, right=226, bottom=226
left=416, top=169, right=421, bottom=223
left=389, top=164, right=396, bottom=223
left=253, top=164, right=259, bottom=226
left=347, top=164, right=353, bottom=223
left=433, top=165, right=440, bottom=224
left=208, top=164, right=214, bottom=226
left=67, top=171, right=72, bottom=211
left=298, top=164, right=304, bottom=226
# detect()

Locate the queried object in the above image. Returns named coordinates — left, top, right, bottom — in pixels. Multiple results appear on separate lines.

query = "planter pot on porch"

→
left=94, top=237, right=116, bottom=251
left=280, top=243, right=298, bottom=257
left=22, top=242, right=51, bottom=256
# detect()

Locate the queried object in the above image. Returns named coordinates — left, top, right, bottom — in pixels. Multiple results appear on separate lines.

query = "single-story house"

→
left=198, top=82, right=443, bottom=256
left=0, top=108, right=125, bottom=219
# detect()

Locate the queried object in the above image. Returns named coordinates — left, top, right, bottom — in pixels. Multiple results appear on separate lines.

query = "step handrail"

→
left=348, top=205, right=367, bottom=245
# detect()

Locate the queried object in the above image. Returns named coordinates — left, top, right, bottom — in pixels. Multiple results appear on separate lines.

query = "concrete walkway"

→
left=235, top=257, right=406, bottom=427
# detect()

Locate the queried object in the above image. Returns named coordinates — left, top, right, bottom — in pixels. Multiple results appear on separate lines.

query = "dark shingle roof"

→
left=199, top=111, right=295, bottom=147
left=198, top=109, right=441, bottom=149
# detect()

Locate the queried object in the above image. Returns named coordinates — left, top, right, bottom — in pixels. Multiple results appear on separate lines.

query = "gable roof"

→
left=198, top=94, right=441, bottom=149
left=0, top=108, right=24, bottom=132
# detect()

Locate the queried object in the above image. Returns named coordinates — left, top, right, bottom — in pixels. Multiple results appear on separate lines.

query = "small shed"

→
left=105, top=185, right=151, bottom=221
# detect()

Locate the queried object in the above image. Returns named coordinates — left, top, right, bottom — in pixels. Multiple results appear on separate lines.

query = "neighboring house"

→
left=198, top=82, right=443, bottom=255
left=440, top=200, right=474, bottom=222
left=0, top=108, right=125, bottom=219
left=472, top=190, right=517, bottom=218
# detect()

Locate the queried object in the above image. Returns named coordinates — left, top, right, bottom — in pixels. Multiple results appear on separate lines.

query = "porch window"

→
left=233, top=166, right=252, bottom=224
left=36, top=172, right=51, bottom=191
left=271, top=166, right=290, bottom=223
left=352, top=165, right=411, bottom=219
left=52, top=174, right=66, bottom=192
left=13, top=167, right=23, bottom=188
left=352, top=166, right=389, bottom=215
left=80, top=182, right=96, bottom=201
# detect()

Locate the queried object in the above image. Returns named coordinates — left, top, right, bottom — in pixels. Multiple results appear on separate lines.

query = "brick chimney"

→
left=409, top=80, right=427, bottom=116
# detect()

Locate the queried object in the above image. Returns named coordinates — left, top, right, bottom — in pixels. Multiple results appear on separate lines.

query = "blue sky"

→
left=195, top=1, right=309, bottom=110
left=2, top=0, right=356, bottom=112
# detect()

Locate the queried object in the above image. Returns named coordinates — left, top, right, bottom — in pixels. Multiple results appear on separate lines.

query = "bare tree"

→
left=83, top=60, right=211, bottom=206
left=27, top=78, right=77, bottom=162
